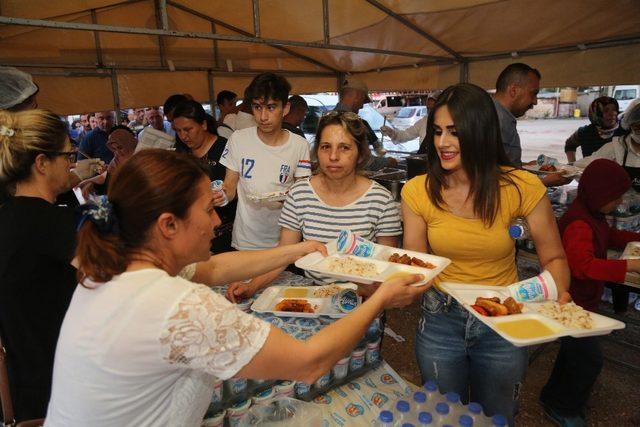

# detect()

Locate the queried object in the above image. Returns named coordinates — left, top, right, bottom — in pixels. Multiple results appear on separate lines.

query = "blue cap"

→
left=413, top=391, right=426, bottom=403
left=436, top=402, right=449, bottom=415
left=396, top=400, right=410, bottom=413
left=459, top=415, right=473, bottom=426
left=492, top=414, right=507, bottom=427
left=423, top=380, right=438, bottom=392
left=418, top=411, right=433, bottom=424
left=508, top=225, right=523, bottom=238
left=379, top=410, right=393, bottom=423
left=445, top=391, right=460, bottom=404
left=468, top=402, right=483, bottom=415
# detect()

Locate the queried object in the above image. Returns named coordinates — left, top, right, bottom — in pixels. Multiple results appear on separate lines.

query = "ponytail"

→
left=76, top=221, right=127, bottom=284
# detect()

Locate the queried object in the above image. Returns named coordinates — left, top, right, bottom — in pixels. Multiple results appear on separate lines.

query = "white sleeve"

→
left=223, top=113, right=237, bottom=130
left=392, top=117, right=426, bottom=143
left=177, top=263, right=197, bottom=280
left=159, top=285, right=271, bottom=380
left=294, top=141, right=312, bottom=178
left=573, top=141, right=617, bottom=168
left=219, top=133, right=239, bottom=171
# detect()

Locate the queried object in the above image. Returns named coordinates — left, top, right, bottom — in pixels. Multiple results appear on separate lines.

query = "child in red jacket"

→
left=540, top=159, right=640, bottom=426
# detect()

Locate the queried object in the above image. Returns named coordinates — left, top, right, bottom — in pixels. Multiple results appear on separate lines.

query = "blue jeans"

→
left=415, top=288, right=528, bottom=426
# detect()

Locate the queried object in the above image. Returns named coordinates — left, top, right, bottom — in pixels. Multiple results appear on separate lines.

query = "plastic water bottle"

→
left=417, top=411, right=433, bottom=426
left=458, top=414, right=474, bottom=427
left=210, top=180, right=229, bottom=207
left=375, top=410, right=394, bottom=427
left=396, top=400, right=411, bottom=425
left=412, top=391, right=427, bottom=414
left=491, top=414, right=507, bottom=427
left=444, top=392, right=462, bottom=420
left=467, top=402, right=484, bottom=425
left=435, top=402, right=450, bottom=425
left=508, top=217, right=530, bottom=240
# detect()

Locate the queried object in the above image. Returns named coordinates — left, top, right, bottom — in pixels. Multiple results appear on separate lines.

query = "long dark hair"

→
left=425, top=83, right=518, bottom=226
left=172, top=100, right=218, bottom=136
left=76, top=149, right=209, bottom=283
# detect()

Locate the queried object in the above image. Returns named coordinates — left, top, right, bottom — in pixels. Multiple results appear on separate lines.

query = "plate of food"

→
left=251, top=283, right=360, bottom=318
left=621, top=241, right=640, bottom=259
left=294, top=235, right=451, bottom=286
left=246, top=190, right=289, bottom=203
left=522, top=163, right=582, bottom=178
left=439, top=282, right=625, bottom=346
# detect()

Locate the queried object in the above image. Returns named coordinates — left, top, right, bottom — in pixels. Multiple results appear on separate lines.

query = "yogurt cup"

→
left=252, top=386, right=275, bottom=407
left=226, top=399, right=251, bottom=427
left=211, top=379, right=223, bottom=405
left=275, top=380, right=295, bottom=398
left=226, top=377, right=248, bottom=396
left=332, top=356, right=350, bottom=380
left=201, top=409, right=225, bottom=427
left=349, top=346, right=366, bottom=372
left=314, top=371, right=332, bottom=390
left=331, top=289, right=359, bottom=313
left=295, top=381, right=312, bottom=397
left=365, top=338, right=381, bottom=365
left=507, top=270, right=558, bottom=302
left=336, top=230, right=375, bottom=257
left=537, top=154, right=559, bottom=167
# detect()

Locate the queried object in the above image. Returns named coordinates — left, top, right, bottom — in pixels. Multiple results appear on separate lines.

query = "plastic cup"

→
left=226, top=377, right=248, bottom=396
left=252, top=386, right=275, bottom=407
left=331, top=289, right=359, bottom=313
left=211, top=379, right=223, bottom=405
left=507, top=270, right=558, bottom=302
left=336, top=230, right=375, bottom=257
left=202, top=409, right=225, bottom=427
left=294, top=381, right=312, bottom=398
left=275, top=380, right=295, bottom=398
left=349, top=346, right=366, bottom=372
left=226, top=400, right=251, bottom=427
left=365, top=338, right=381, bottom=365
left=333, top=356, right=350, bottom=380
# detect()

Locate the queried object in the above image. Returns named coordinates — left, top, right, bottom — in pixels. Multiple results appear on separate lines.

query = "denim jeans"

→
left=415, top=287, right=528, bottom=426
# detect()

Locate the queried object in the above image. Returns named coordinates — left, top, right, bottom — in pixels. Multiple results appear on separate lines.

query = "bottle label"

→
left=336, top=230, right=374, bottom=257
left=510, top=276, right=548, bottom=302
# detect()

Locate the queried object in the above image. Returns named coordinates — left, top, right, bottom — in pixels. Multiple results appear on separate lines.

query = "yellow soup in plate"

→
left=495, top=319, right=556, bottom=339
left=283, top=288, right=308, bottom=298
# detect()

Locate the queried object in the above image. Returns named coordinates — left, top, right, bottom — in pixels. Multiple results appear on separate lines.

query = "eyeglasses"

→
left=51, top=150, right=78, bottom=163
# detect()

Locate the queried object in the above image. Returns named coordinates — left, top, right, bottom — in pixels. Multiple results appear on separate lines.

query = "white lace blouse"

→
left=45, top=267, right=270, bottom=427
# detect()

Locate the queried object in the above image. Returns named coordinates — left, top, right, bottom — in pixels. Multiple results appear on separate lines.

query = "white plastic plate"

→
left=522, top=164, right=582, bottom=178
left=440, top=282, right=625, bottom=347
left=246, top=190, right=288, bottom=203
left=251, top=283, right=360, bottom=318
left=621, top=241, right=640, bottom=260
left=294, top=240, right=451, bottom=286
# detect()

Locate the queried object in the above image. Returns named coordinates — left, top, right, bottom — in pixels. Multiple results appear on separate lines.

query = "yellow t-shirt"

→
left=401, top=169, right=546, bottom=286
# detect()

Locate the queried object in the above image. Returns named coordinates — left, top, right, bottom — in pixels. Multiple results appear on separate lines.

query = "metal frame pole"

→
left=322, top=0, right=330, bottom=45
left=90, top=9, right=104, bottom=67
left=252, top=0, right=260, bottom=38
left=110, top=70, right=121, bottom=124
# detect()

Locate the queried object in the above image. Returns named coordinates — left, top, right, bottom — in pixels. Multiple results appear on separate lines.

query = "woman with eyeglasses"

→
left=0, top=109, right=79, bottom=421
left=226, top=110, right=403, bottom=302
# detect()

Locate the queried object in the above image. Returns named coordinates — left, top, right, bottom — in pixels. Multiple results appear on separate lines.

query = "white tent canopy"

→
left=1, top=0, right=639, bottom=114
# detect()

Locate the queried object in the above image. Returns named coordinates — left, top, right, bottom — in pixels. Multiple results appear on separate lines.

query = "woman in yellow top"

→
left=401, top=83, right=570, bottom=425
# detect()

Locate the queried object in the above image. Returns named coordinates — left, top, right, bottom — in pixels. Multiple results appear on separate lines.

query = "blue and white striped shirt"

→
left=279, top=179, right=402, bottom=283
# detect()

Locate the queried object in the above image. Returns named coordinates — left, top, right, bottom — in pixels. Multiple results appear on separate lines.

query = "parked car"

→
left=391, top=106, right=427, bottom=130
left=613, top=85, right=640, bottom=112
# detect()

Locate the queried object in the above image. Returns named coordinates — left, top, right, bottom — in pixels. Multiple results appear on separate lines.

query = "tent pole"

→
left=252, top=0, right=260, bottom=38
left=0, top=15, right=447, bottom=62
left=154, top=0, right=168, bottom=68
left=90, top=10, right=104, bottom=68
left=110, top=70, right=121, bottom=124
left=459, top=61, right=469, bottom=83
left=208, top=71, right=215, bottom=110
left=364, top=0, right=463, bottom=61
left=322, top=0, right=330, bottom=45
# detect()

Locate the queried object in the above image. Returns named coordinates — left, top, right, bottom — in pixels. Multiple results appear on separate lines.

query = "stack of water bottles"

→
left=375, top=380, right=506, bottom=427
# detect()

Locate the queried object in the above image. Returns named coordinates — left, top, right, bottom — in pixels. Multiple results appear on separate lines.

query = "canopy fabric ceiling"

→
left=0, top=0, right=638, bottom=114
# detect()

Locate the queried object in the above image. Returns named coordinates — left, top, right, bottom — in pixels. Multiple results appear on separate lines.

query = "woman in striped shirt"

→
left=226, top=111, right=402, bottom=302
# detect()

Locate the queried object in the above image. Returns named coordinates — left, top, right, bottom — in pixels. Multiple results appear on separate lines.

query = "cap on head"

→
left=341, top=76, right=371, bottom=102
left=0, top=67, right=39, bottom=110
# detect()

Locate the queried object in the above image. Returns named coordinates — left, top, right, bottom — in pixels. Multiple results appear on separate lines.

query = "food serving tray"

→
left=440, top=282, right=625, bottom=347
left=522, top=164, right=582, bottom=178
left=295, top=240, right=451, bottom=286
left=246, top=190, right=288, bottom=202
left=251, top=283, right=360, bottom=318
left=621, top=241, right=640, bottom=260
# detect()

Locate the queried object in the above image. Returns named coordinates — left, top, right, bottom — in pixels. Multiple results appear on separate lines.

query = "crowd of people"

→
left=0, top=62, right=639, bottom=427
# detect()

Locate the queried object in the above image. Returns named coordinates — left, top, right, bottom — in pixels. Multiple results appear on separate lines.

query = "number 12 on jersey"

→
left=241, top=158, right=255, bottom=178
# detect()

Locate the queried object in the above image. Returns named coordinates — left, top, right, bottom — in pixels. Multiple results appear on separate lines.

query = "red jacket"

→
left=563, top=220, right=638, bottom=311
